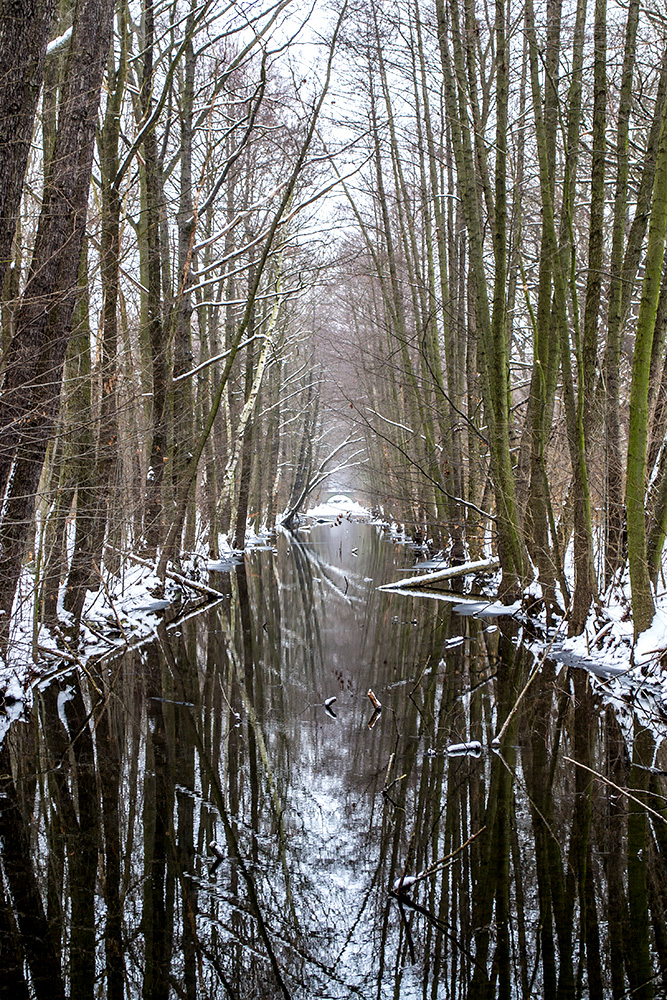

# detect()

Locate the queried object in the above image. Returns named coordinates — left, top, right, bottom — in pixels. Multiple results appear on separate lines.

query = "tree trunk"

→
left=0, top=0, right=57, bottom=289
left=437, top=0, right=526, bottom=597
left=63, top=4, right=128, bottom=624
left=604, top=0, right=640, bottom=584
left=626, top=94, right=667, bottom=637
left=0, top=0, right=116, bottom=636
left=142, top=0, right=169, bottom=556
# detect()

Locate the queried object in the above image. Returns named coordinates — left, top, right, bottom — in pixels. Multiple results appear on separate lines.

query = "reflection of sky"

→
left=240, top=522, right=428, bottom=993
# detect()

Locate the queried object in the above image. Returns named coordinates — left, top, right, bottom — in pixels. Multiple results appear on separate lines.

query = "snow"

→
left=454, top=599, right=522, bottom=618
left=392, top=875, right=419, bottom=893
left=46, top=25, right=73, bottom=54
left=480, top=599, right=522, bottom=617
left=57, top=686, right=75, bottom=732
left=0, top=516, right=307, bottom=731
left=0, top=560, right=181, bottom=721
left=380, top=557, right=501, bottom=591
left=539, top=581, right=667, bottom=744
left=305, top=494, right=370, bottom=520
left=445, top=635, right=465, bottom=648
left=0, top=672, right=29, bottom=744
left=634, top=607, right=667, bottom=668
left=118, top=597, right=171, bottom=614
left=446, top=741, right=482, bottom=756
left=2, top=515, right=667, bottom=753
left=207, top=556, right=239, bottom=572
left=379, top=536, right=667, bottom=741
left=209, top=840, right=225, bottom=860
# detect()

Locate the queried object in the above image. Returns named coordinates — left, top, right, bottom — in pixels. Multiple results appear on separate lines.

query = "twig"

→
left=37, top=645, right=78, bottom=663
left=412, top=826, right=487, bottom=885
left=50, top=627, right=104, bottom=698
left=93, top=562, right=128, bottom=642
left=493, top=616, right=568, bottom=745
left=164, top=566, right=227, bottom=599
left=562, top=756, right=667, bottom=826
left=408, top=657, right=431, bottom=718
left=392, top=827, right=488, bottom=896
left=382, top=773, right=407, bottom=796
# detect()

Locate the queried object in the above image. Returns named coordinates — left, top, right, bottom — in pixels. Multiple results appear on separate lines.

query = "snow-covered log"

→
left=446, top=741, right=482, bottom=756
left=379, top=557, right=500, bottom=591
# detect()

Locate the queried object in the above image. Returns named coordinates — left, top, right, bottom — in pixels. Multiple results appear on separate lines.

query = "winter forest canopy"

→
left=2, top=0, right=667, bottom=656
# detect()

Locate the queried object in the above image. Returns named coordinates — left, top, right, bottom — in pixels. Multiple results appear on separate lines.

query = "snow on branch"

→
left=47, top=26, right=73, bottom=55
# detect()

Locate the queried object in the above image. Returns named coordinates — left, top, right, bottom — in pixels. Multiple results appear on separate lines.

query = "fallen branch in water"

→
left=379, top=557, right=500, bottom=591
left=392, top=826, right=487, bottom=894
left=367, top=689, right=382, bottom=711
left=446, top=740, right=482, bottom=756
left=44, top=627, right=103, bottom=697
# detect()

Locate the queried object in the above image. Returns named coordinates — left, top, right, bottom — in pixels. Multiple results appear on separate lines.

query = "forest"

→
left=3, top=2, right=667, bottom=998
left=1, top=0, right=667, bottom=661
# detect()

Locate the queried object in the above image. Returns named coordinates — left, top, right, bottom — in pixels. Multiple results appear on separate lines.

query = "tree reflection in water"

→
left=0, top=522, right=666, bottom=998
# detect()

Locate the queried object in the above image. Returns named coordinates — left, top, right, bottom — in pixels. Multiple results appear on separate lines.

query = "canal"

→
left=0, top=520, right=666, bottom=998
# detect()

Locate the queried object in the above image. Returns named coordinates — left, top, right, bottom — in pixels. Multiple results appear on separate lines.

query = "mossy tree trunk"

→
left=626, top=91, right=667, bottom=637
left=436, top=0, right=526, bottom=599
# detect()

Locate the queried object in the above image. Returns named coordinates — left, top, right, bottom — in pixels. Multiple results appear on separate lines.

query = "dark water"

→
left=1, top=521, right=667, bottom=998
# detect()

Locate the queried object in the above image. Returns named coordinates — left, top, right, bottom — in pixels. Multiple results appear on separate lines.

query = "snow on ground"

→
left=634, top=604, right=667, bottom=669
left=455, top=598, right=523, bottom=617
left=540, top=577, right=667, bottom=739
left=379, top=548, right=667, bottom=737
left=0, top=558, right=212, bottom=730
left=2, top=507, right=667, bottom=745
left=305, top=494, right=370, bottom=520
left=0, top=525, right=281, bottom=713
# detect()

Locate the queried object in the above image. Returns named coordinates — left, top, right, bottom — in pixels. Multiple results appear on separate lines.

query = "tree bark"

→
left=63, top=3, right=128, bottom=624
left=0, top=0, right=57, bottom=288
left=0, top=0, right=116, bottom=636
left=142, top=0, right=169, bottom=556
left=626, top=94, right=667, bottom=636
left=436, top=0, right=526, bottom=598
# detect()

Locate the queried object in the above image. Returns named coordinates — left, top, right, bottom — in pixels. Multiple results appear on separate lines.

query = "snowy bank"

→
left=304, top=494, right=370, bottom=521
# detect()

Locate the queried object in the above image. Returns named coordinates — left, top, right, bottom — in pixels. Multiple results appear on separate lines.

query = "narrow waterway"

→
left=1, top=521, right=666, bottom=998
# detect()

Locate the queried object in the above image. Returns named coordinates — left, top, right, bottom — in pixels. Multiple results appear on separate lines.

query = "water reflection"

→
left=1, top=522, right=667, bottom=998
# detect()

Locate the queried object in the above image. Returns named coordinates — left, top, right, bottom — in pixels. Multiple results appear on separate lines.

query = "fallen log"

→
left=379, top=557, right=500, bottom=591
left=109, top=548, right=227, bottom=599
